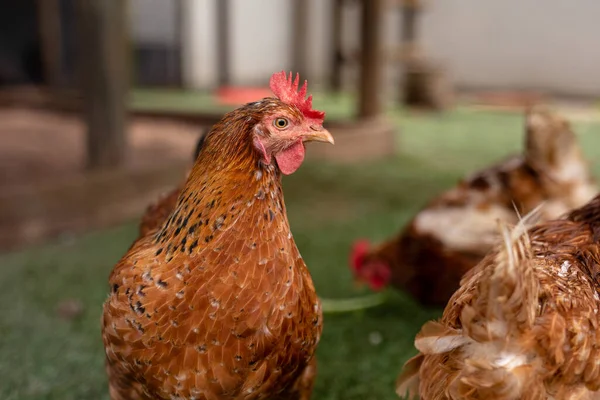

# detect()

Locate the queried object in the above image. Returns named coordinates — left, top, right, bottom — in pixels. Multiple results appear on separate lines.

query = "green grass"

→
left=2, top=106, right=600, bottom=399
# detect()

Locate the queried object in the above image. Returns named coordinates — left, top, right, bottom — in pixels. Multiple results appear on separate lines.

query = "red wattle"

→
left=275, top=140, right=306, bottom=175
left=350, top=239, right=370, bottom=274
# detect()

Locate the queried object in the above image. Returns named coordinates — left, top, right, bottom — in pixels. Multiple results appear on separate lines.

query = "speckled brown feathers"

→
left=102, top=99, right=323, bottom=400
left=354, top=107, right=597, bottom=306
left=397, top=195, right=600, bottom=399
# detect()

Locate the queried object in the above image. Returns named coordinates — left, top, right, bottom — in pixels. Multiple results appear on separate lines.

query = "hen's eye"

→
left=274, top=118, right=289, bottom=129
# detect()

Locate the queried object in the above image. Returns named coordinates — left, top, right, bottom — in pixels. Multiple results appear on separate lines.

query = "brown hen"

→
left=397, top=194, right=600, bottom=400
left=351, top=107, right=597, bottom=306
left=102, top=71, right=334, bottom=400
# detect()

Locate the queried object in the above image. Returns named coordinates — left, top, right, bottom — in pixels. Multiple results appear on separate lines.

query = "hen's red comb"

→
left=269, top=71, right=325, bottom=122
left=350, top=239, right=371, bottom=274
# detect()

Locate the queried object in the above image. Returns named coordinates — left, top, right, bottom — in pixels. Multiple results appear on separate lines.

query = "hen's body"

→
left=102, top=92, right=326, bottom=399
left=397, top=194, right=600, bottom=400
left=353, top=108, right=597, bottom=306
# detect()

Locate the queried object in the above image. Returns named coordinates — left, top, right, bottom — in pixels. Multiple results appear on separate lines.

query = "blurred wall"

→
left=134, top=0, right=600, bottom=97
left=130, top=0, right=181, bottom=86
left=130, top=0, right=177, bottom=45
left=421, top=0, right=600, bottom=97
left=179, top=0, right=332, bottom=89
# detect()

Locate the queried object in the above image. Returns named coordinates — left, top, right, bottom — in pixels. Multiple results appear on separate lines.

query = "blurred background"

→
left=1, top=0, right=600, bottom=399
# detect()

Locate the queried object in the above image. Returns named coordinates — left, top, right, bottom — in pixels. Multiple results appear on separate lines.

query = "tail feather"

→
left=415, top=321, right=468, bottom=355
left=449, top=363, right=543, bottom=400
left=396, top=354, right=424, bottom=400
left=462, top=206, right=540, bottom=341
left=451, top=209, right=542, bottom=398
left=399, top=208, right=544, bottom=399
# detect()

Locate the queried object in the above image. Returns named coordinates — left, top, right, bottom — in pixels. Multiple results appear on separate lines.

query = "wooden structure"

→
left=75, top=0, right=130, bottom=169
left=399, top=0, right=453, bottom=110
left=36, top=0, right=130, bottom=169
left=331, top=0, right=452, bottom=110
left=358, top=0, right=384, bottom=118
left=37, top=0, right=63, bottom=88
left=291, top=0, right=309, bottom=79
left=210, top=0, right=396, bottom=159
left=0, top=0, right=145, bottom=251
left=325, top=0, right=396, bottom=160
left=330, top=0, right=344, bottom=92
left=0, top=154, right=189, bottom=251
left=216, top=0, right=231, bottom=86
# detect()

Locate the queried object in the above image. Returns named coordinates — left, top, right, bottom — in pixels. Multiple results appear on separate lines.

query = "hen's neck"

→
left=153, top=156, right=287, bottom=257
left=151, top=103, right=296, bottom=259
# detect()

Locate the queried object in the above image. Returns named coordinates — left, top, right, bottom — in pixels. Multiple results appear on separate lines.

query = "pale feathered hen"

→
left=351, top=107, right=597, bottom=306
left=397, top=194, right=600, bottom=399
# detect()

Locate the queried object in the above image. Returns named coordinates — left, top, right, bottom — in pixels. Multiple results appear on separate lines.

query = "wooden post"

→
left=75, top=0, right=129, bottom=169
left=358, top=0, right=383, bottom=118
left=330, top=0, right=344, bottom=91
left=216, top=0, right=230, bottom=86
left=37, top=0, right=63, bottom=87
left=401, top=5, right=417, bottom=44
left=291, top=0, right=308, bottom=79
left=174, top=0, right=185, bottom=88
left=400, top=1, right=421, bottom=61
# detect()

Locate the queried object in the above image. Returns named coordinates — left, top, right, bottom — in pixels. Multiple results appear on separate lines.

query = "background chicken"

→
left=138, top=128, right=207, bottom=238
left=101, top=71, right=334, bottom=400
left=351, top=107, right=598, bottom=306
left=396, top=193, right=600, bottom=399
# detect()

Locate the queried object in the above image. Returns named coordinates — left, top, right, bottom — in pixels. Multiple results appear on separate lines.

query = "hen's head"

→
left=199, top=71, right=333, bottom=176
left=244, top=71, right=333, bottom=175
left=350, top=239, right=392, bottom=291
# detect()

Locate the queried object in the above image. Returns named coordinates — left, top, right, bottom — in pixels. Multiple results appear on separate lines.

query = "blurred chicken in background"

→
left=350, top=107, right=598, bottom=306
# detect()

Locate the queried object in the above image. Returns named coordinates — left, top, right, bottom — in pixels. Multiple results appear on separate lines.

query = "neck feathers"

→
left=153, top=157, right=284, bottom=257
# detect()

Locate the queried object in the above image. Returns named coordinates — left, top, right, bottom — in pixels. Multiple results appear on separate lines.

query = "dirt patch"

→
left=0, top=108, right=203, bottom=191
left=0, top=107, right=206, bottom=251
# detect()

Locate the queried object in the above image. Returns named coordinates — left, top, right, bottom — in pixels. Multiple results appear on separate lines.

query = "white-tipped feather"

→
left=395, top=354, right=423, bottom=400
left=398, top=204, right=546, bottom=400
left=415, top=320, right=469, bottom=354
left=450, top=205, right=541, bottom=398
left=511, top=201, right=545, bottom=239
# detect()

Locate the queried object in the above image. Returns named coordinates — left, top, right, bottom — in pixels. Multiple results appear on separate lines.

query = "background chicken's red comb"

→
left=350, top=239, right=370, bottom=273
left=269, top=71, right=325, bottom=122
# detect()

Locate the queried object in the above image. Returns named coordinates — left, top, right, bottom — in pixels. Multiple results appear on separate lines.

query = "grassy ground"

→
left=2, top=106, right=600, bottom=400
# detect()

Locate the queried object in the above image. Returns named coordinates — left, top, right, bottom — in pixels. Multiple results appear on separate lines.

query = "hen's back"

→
left=398, top=195, right=600, bottom=399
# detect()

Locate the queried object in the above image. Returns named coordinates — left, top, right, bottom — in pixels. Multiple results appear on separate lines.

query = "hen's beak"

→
left=303, top=126, right=335, bottom=145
